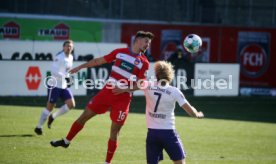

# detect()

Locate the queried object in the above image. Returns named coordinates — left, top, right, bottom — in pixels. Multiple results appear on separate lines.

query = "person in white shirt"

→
left=113, top=61, right=204, bottom=164
left=34, top=40, right=75, bottom=135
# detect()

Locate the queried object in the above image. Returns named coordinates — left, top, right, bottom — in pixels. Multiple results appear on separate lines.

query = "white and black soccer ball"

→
left=183, top=34, right=202, bottom=54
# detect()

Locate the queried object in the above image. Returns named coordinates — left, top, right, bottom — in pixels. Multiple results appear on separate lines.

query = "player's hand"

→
left=196, top=111, right=204, bottom=119
left=112, top=86, right=129, bottom=95
left=69, top=66, right=81, bottom=74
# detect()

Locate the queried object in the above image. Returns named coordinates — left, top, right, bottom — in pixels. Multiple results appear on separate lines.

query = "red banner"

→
left=121, top=23, right=276, bottom=88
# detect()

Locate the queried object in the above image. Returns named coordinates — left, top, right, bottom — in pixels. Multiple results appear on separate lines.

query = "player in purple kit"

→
left=34, top=40, right=75, bottom=135
left=113, top=61, right=204, bottom=164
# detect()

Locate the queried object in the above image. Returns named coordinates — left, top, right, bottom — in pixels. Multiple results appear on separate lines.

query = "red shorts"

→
left=86, top=85, right=132, bottom=125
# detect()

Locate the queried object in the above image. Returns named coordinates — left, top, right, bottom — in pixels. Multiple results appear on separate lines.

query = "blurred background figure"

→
left=167, top=45, right=189, bottom=63
left=34, top=40, right=76, bottom=135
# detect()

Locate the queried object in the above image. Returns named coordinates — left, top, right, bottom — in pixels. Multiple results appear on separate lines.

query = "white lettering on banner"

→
left=243, top=52, right=263, bottom=66
left=173, top=69, right=188, bottom=90
left=239, top=43, right=268, bottom=78
left=0, top=27, right=19, bottom=35
left=90, top=68, right=109, bottom=80
left=38, top=29, right=69, bottom=37
left=194, top=64, right=240, bottom=96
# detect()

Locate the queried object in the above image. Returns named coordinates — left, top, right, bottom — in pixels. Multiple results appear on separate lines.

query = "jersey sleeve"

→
left=137, top=60, right=149, bottom=80
left=103, top=49, right=118, bottom=63
left=173, top=88, right=187, bottom=107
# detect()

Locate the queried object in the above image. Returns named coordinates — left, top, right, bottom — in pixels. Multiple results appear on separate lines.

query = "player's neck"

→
left=131, top=46, right=141, bottom=54
left=64, top=52, right=70, bottom=57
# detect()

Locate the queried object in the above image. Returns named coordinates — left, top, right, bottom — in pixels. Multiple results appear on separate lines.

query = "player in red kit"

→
left=50, top=31, right=154, bottom=164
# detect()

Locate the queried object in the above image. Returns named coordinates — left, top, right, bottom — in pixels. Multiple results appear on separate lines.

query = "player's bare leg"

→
left=47, top=98, right=75, bottom=128
left=34, top=102, right=55, bottom=135
left=105, top=121, right=123, bottom=163
left=46, top=102, right=56, bottom=112
left=50, top=107, right=97, bottom=148
left=75, top=107, right=97, bottom=125
left=66, top=98, right=76, bottom=109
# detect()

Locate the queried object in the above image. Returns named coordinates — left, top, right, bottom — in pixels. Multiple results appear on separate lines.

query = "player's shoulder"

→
left=56, top=51, right=64, bottom=57
left=166, top=85, right=182, bottom=95
left=53, top=51, right=63, bottom=61
left=56, top=51, right=66, bottom=60
left=140, top=54, right=149, bottom=64
left=113, top=47, right=129, bottom=53
left=171, top=86, right=185, bottom=100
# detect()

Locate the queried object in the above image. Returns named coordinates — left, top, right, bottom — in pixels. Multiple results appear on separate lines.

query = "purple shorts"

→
left=146, top=129, right=185, bottom=164
left=47, top=87, right=73, bottom=103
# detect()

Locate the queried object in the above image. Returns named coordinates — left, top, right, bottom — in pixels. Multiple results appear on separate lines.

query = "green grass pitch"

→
left=0, top=105, right=276, bottom=164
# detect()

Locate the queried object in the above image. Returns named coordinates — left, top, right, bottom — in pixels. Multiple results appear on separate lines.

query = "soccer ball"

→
left=183, top=34, right=202, bottom=53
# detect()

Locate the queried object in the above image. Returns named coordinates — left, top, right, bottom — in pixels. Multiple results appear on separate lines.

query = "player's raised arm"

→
left=181, top=102, right=204, bottom=118
left=112, top=80, right=146, bottom=95
left=69, top=57, right=107, bottom=74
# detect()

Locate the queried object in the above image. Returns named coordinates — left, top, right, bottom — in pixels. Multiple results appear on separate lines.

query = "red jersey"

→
left=104, top=48, right=149, bottom=84
left=87, top=48, right=150, bottom=124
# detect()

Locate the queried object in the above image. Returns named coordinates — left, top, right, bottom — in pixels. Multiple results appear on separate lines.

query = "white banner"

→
left=194, top=63, right=240, bottom=96
left=0, top=40, right=127, bottom=60
left=0, top=60, right=155, bottom=96
left=0, top=61, right=86, bottom=96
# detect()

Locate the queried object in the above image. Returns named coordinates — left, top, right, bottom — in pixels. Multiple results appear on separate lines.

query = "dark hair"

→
left=135, top=31, right=154, bottom=39
left=63, top=40, right=74, bottom=46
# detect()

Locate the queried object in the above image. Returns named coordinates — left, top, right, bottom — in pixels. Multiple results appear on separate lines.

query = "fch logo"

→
left=38, top=23, right=70, bottom=40
left=25, top=66, right=42, bottom=90
left=0, top=21, right=20, bottom=39
left=240, top=43, right=269, bottom=78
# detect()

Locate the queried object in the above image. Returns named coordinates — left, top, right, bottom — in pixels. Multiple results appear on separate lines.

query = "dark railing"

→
left=0, top=0, right=275, bottom=27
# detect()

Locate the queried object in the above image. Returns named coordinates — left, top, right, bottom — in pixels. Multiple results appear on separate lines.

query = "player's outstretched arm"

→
left=112, top=83, right=139, bottom=95
left=69, top=57, right=107, bottom=74
left=181, top=102, right=204, bottom=118
left=112, top=80, right=144, bottom=95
